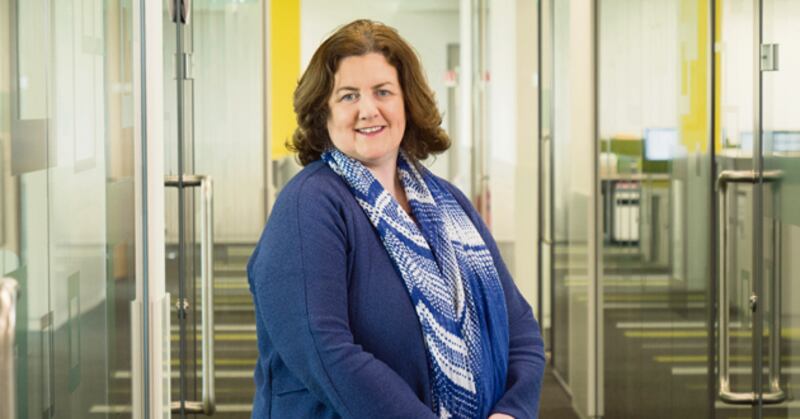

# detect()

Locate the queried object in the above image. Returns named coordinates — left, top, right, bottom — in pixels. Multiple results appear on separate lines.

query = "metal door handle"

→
left=717, top=170, right=784, bottom=405
left=166, top=175, right=216, bottom=414
left=170, top=0, right=192, bottom=24
left=1, top=278, right=20, bottom=419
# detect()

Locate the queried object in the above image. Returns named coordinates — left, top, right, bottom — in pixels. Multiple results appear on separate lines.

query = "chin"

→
left=359, top=154, right=390, bottom=165
left=357, top=147, right=396, bottom=161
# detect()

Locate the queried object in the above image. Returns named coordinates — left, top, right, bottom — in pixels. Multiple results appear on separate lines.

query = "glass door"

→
left=540, top=0, right=795, bottom=417
left=189, top=1, right=265, bottom=416
left=3, top=0, right=143, bottom=416
left=596, top=1, right=713, bottom=417
left=759, top=0, right=799, bottom=417
left=545, top=1, right=602, bottom=417
left=715, top=0, right=796, bottom=417
left=165, top=0, right=214, bottom=416
left=715, top=1, right=759, bottom=418
left=165, top=0, right=266, bottom=417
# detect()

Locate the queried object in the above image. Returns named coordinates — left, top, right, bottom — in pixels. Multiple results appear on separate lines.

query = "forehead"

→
left=333, top=53, right=399, bottom=86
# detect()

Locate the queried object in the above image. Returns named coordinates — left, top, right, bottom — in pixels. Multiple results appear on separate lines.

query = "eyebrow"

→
left=334, top=82, right=395, bottom=95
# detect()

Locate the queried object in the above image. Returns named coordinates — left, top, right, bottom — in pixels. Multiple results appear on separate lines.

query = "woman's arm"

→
left=249, top=173, right=437, bottom=419
left=487, top=255, right=546, bottom=419
left=442, top=181, right=546, bottom=419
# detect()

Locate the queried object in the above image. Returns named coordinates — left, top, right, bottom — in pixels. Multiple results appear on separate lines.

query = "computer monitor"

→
left=772, top=131, right=800, bottom=152
left=643, top=128, right=678, bottom=161
left=738, top=132, right=753, bottom=152
left=733, top=131, right=800, bottom=152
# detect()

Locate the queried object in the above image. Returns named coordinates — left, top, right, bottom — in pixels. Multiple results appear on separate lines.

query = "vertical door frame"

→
left=589, top=0, right=603, bottom=415
left=539, top=0, right=558, bottom=374
left=459, top=0, right=474, bottom=200
left=751, top=0, right=765, bottom=413
left=263, top=0, right=273, bottom=214
left=708, top=0, right=718, bottom=416
left=538, top=1, right=602, bottom=416
left=133, top=0, right=167, bottom=417
left=710, top=0, right=772, bottom=416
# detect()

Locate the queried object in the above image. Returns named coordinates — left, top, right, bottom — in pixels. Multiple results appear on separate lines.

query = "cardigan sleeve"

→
left=442, top=181, right=546, bottom=419
left=248, top=173, right=438, bottom=419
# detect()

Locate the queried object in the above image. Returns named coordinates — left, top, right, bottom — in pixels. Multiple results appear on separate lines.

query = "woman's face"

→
left=327, top=53, right=406, bottom=171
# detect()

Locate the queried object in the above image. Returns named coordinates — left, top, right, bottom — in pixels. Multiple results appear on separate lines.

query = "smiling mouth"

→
left=355, top=126, right=385, bottom=136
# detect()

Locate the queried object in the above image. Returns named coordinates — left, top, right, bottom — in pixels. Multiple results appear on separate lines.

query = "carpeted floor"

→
left=539, top=369, right=580, bottom=419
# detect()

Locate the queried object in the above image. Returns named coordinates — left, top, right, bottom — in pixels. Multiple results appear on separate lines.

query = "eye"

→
left=376, top=89, right=392, bottom=97
left=340, top=92, right=358, bottom=102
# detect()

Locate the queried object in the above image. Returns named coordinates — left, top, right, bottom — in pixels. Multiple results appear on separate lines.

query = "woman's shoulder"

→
left=276, top=160, right=349, bottom=204
left=249, top=161, right=350, bottom=275
left=264, top=159, right=358, bottom=234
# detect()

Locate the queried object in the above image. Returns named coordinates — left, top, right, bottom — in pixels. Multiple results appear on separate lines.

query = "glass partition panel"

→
left=539, top=0, right=555, bottom=352
left=598, top=0, right=712, bottom=417
left=550, top=1, right=599, bottom=417
left=15, top=0, right=47, bottom=121
left=164, top=0, right=266, bottom=416
left=486, top=0, right=540, bottom=314
left=551, top=0, right=571, bottom=384
left=762, top=0, right=800, bottom=417
left=5, top=2, right=52, bottom=417
left=3, top=0, right=138, bottom=416
left=716, top=1, right=761, bottom=417
left=193, top=0, right=265, bottom=416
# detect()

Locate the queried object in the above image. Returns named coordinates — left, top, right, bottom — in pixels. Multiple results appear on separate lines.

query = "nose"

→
left=358, top=96, right=379, bottom=121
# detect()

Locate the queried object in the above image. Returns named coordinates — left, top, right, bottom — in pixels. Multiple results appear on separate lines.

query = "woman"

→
left=248, top=19, right=545, bottom=419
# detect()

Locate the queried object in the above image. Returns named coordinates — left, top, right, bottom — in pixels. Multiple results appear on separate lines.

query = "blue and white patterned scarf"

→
left=322, top=149, right=509, bottom=419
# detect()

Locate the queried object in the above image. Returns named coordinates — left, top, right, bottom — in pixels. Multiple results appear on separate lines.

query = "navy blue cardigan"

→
left=247, top=161, right=545, bottom=418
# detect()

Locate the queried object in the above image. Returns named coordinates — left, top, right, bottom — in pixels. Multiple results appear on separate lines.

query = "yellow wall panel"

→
left=270, top=0, right=300, bottom=160
left=714, top=0, right=722, bottom=153
left=678, top=0, right=710, bottom=153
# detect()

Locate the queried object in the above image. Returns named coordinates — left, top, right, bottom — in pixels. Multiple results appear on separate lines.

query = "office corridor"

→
left=3, top=0, right=800, bottom=418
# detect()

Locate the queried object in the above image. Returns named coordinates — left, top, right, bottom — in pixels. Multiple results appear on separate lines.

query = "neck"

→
left=365, top=158, right=411, bottom=215
left=366, top=160, right=399, bottom=196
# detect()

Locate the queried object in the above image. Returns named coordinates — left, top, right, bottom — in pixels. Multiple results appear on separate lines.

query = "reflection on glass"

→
left=5, top=0, right=138, bottom=416
left=717, top=0, right=758, bottom=410
left=16, top=0, right=47, bottom=120
left=598, top=0, right=710, bottom=417
left=550, top=0, right=574, bottom=393
left=551, top=2, right=602, bottom=417
left=762, top=0, right=800, bottom=417
left=164, top=0, right=267, bottom=414
left=539, top=0, right=555, bottom=352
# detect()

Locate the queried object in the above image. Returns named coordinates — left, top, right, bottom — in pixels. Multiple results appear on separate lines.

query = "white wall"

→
left=552, top=0, right=571, bottom=240
left=550, top=0, right=601, bottom=416
left=726, top=0, right=800, bottom=135
left=598, top=0, right=678, bottom=139
left=488, top=0, right=519, bottom=244
left=513, top=0, right=540, bottom=309
left=194, top=5, right=265, bottom=243
left=486, top=0, right=540, bottom=308
left=762, top=0, right=800, bottom=132
left=163, top=3, right=266, bottom=244
left=720, top=0, right=754, bottom=143
left=0, top=0, right=20, bottom=275
left=596, top=0, right=800, bottom=142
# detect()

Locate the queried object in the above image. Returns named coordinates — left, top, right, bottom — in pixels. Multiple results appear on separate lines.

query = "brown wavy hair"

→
left=289, top=19, right=451, bottom=166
